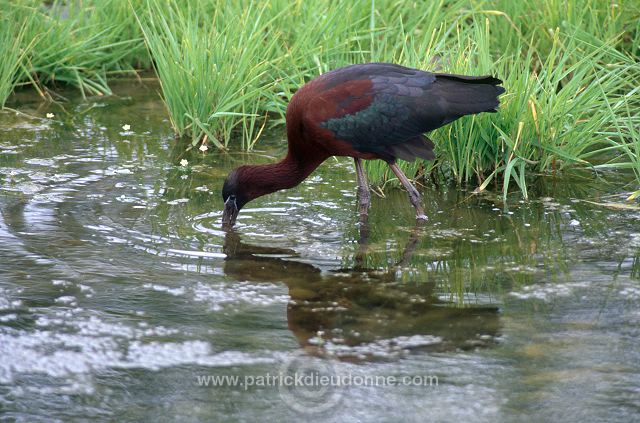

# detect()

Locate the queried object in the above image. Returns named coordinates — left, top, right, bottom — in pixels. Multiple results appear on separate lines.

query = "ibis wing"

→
left=314, top=63, right=504, bottom=162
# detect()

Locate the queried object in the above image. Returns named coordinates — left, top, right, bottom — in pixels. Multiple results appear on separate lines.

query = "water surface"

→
left=0, top=82, right=639, bottom=422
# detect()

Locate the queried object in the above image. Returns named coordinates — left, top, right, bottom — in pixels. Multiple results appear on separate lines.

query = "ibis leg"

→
left=354, top=158, right=370, bottom=221
left=389, top=162, right=427, bottom=220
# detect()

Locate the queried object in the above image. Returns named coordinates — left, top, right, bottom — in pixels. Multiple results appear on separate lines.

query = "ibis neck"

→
left=241, top=152, right=326, bottom=202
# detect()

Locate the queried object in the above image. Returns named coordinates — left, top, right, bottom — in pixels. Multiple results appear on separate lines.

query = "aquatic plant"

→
left=1, top=0, right=147, bottom=99
left=0, top=6, right=35, bottom=107
left=136, top=1, right=289, bottom=148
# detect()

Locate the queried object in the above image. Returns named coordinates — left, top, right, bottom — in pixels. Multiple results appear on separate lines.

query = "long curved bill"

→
left=222, top=196, right=239, bottom=229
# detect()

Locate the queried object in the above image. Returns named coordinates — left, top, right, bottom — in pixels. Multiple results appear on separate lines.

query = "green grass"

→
left=1, top=0, right=147, bottom=99
left=428, top=21, right=639, bottom=200
left=0, top=0, right=639, bottom=198
left=0, top=5, right=36, bottom=107
left=360, top=1, right=640, bottom=198
left=136, top=1, right=283, bottom=148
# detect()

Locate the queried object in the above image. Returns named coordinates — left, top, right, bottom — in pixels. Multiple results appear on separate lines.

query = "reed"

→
left=0, top=6, right=35, bottom=107
left=136, top=0, right=283, bottom=148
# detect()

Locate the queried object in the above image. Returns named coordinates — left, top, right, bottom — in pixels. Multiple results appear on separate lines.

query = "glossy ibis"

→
left=222, top=63, right=505, bottom=228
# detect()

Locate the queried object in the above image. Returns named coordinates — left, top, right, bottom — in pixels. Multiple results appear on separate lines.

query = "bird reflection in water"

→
left=222, top=224, right=500, bottom=362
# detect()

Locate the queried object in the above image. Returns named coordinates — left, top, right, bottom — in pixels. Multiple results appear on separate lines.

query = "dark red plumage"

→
left=222, top=63, right=505, bottom=227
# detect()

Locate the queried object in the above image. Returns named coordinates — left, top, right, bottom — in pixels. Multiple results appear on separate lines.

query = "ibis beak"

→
left=222, top=195, right=239, bottom=229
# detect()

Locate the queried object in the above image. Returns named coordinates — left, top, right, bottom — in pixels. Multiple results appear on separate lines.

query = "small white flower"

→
left=46, top=113, right=54, bottom=118
left=181, top=174, right=188, bottom=180
left=122, top=124, right=131, bottom=131
left=180, top=159, right=188, bottom=167
left=199, top=144, right=208, bottom=152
